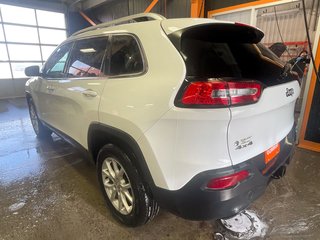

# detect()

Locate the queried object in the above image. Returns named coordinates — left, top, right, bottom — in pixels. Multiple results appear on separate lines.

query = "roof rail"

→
left=72, top=13, right=166, bottom=36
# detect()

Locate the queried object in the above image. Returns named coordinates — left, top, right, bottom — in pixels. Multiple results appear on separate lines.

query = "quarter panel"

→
left=139, top=107, right=232, bottom=190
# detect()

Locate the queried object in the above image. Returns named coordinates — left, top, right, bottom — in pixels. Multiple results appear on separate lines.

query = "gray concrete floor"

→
left=0, top=98, right=320, bottom=240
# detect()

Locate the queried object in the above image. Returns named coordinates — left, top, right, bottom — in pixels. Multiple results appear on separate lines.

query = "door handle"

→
left=82, top=89, right=97, bottom=97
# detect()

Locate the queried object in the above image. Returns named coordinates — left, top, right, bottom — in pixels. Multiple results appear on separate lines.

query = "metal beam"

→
left=144, top=0, right=160, bottom=13
left=81, top=0, right=115, bottom=10
left=191, top=0, right=204, bottom=18
left=79, top=11, right=96, bottom=25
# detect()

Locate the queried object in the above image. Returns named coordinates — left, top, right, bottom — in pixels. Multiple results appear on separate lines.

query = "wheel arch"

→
left=88, top=123, right=156, bottom=191
left=25, top=91, right=32, bottom=102
left=25, top=92, right=38, bottom=112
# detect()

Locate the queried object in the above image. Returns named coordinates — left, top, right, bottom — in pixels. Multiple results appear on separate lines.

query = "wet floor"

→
left=0, top=98, right=320, bottom=240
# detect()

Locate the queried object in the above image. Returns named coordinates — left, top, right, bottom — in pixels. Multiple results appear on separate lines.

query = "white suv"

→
left=25, top=13, right=300, bottom=227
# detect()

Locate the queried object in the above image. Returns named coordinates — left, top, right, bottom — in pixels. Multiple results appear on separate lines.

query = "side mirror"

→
left=25, top=65, right=40, bottom=77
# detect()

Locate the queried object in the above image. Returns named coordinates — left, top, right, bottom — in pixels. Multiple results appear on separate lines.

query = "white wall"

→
left=257, top=9, right=316, bottom=45
left=0, top=79, right=28, bottom=99
left=213, top=10, right=251, bottom=25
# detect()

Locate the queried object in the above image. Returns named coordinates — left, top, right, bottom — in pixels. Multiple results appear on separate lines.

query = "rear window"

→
left=170, top=24, right=293, bottom=85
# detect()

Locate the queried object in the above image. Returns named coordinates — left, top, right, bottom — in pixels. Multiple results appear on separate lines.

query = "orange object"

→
left=79, top=11, right=96, bottom=26
left=207, top=0, right=279, bottom=17
left=191, top=0, right=204, bottom=18
left=144, top=0, right=160, bottom=13
left=264, top=143, right=280, bottom=164
left=298, top=39, right=320, bottom=152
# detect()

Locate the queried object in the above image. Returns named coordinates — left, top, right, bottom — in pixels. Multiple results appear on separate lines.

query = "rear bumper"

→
left=153, top=125, right=295, bottom=220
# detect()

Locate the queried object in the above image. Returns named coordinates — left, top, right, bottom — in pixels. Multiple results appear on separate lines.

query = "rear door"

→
left=48, top=36, right=109, bottom=147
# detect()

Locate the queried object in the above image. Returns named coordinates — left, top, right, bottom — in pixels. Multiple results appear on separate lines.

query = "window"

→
left=0, top=63, right=11, bottom=78
left=36, top=10, right=65, bottom=28
left=67, top=37, right=108, bottom=78
left=41, top=45, right=57, bottom=61
left=177, top=24, right=285, bottom=85
left=4, top=25, right=39, bottom=43
left=39, top=28, right=66, bottom=45
left=43, top=43, right=72, bottom=79
left=0, top=25, right=4, bottom=41
left=7, top=44, right=42, bottom=61
left=110, top=35, right=144, bottom=76
left=0, top=43, right=8, bottom=60
left=0, top=4, right=67, bottom=79
left=1, top=4, right=36, bottom=25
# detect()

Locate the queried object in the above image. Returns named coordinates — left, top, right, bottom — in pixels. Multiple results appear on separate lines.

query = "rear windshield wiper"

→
left=280, top=62, right=292, bottom=79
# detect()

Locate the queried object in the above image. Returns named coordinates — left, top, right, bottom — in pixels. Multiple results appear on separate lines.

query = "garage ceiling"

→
left=51, top=0, right=116, bottom=10
left=0, top=0, right=113, bottom=11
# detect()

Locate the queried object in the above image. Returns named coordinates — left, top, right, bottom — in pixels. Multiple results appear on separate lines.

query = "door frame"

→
left=297, top=18, right=320, bottom=152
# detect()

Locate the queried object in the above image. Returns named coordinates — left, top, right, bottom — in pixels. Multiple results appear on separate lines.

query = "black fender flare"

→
left=87, top=122, right=156, bottom=193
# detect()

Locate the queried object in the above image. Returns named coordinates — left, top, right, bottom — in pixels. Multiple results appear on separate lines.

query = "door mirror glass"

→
left=25, top=65, right=40, bottom=77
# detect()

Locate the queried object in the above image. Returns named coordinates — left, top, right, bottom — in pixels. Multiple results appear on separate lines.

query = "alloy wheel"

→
left=101, top=157, right=134, bottom=215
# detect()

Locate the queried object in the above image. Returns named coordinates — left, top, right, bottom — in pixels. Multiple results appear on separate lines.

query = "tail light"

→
left=207, top=170, right=249, bottom=190
left=176, top=80, right=262, bottom=108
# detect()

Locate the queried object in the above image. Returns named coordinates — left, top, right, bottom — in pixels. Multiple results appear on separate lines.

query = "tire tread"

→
left=97, top=144, right=159, bottom=227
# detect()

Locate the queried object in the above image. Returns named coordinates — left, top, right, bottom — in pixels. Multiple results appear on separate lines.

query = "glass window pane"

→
left=110, top=35, right=144, bottom=76
left=41, top=45, right=57, bottom=61
left=0, top=44, right=8, bottom=60
left=11, top=62, right=42, bottom=78
left=0, top=63, right=12, bottom=79
left=1, top=4, right=36, bottom=25
left=43, top=43, right=72, bottom=78
left=36, top=10, right=65, bottom=28
left=67, top=37, right=108, bottom=78
left=4, top=25, right=39, bottom=43
left=0, top=25, right=4, bottom=41
left=8, top=44, right=41, bottom=61
left=39, top=28, right=66, bottom=45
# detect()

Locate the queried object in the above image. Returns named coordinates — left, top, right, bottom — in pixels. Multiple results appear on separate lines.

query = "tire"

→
left=97, top=144, right=159, bottom=227
left=27, top=98, right=52, bottom=139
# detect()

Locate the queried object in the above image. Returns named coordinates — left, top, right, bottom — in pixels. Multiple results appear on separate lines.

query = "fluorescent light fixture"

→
left=80, top=48, right=96, bottom=53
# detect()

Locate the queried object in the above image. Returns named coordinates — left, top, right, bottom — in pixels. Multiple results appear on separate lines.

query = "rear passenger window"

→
left=67, top=37, right=108, bottom=78
left=109, top=35, right=144, bottom=76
